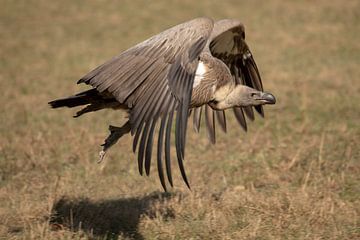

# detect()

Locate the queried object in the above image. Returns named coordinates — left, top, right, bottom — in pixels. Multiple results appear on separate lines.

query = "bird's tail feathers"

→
left=48, top=89, right=120, bottom=117
left=48, top=89, right=100, bottom=108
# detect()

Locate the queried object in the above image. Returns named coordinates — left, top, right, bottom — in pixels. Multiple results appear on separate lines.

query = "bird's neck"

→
left=209, top=85, right=248, bottom=110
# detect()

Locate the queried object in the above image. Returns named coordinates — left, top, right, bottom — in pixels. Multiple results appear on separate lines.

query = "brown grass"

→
left=0, top=0, right=359, bottom=239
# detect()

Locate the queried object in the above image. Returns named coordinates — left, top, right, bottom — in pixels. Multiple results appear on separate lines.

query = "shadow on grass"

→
left=50, top=191, right=175, bottom=240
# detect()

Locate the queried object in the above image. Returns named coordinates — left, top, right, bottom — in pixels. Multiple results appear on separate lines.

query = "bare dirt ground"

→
left=0, top=0, right=359, bottom=239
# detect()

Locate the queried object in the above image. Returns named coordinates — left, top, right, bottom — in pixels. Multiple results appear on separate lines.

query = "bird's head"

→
left=231, top=85, right=276, bottom=107
left=210, top=85, right=276, bottom=110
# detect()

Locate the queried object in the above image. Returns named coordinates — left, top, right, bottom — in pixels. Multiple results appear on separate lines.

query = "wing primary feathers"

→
left=241, top=62, right=254, bottom=89
left=180, top=73, right=194, bottom=157
left=241, top=57, right=265, bottom=119
left=233, top=107, right=248, bottom=131
left=132, top=121, right=144, bottom=153
left=231, top=64, right=241, bottom=85
left=175, top=107, right=184, bottom=163
left=175, top=107, right=191, bottom=189
left=215, top=110, right=227, bottom=133
left=236, top=63, right=246, bottom=85
left=165, top=107, right=175, bottom=187
left=205, top=105, right=216, bottom=144
left=125, top=61, right=167, bottom=109
left=245, top=60, right=261, bottom=91
left=180, top=95, right=189, bottom=157
left=246, top=56, right=264, bottom=117
left=168, top=58, right=184, bottom=98
left=248, top=56, right=263, bottom=90
left=157, top=115, right=167, bottom=191
left=145, top=119, right=157, bottom=176
left=133, top=79, right=166, bottom=137
left=143, top=82, right=169, bottom=177
left=254, top=105, right=264, bottom=117
left=243, top=106, right=255, bottom=121
left=138, top=120, right=152, bottom=175
left=131, top=67, right=167, bottom=133
left=175, top=122, right=191, bottom=189
left=138, top=80, right=169, bottom=176
left=193, top=107, right=202, bottom=133
left=171, top=62, right=191, bottom=162
left=130, top=63, right=166, bottom=121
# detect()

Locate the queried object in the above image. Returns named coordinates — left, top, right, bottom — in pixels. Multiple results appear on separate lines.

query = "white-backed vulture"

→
left=49, top=18, right=276, bottom=190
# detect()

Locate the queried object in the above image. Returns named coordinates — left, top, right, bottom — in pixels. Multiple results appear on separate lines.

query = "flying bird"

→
left=49, top=18, right=276, bottom=190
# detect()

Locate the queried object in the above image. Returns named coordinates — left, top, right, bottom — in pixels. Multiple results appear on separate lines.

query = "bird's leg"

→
left=98, top=121, right=131, bottom=163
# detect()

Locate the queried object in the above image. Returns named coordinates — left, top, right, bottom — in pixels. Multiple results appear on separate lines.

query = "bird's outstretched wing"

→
left=78, top=18, right=214, bottom=190
left=192, top=19, right=264, bottom=143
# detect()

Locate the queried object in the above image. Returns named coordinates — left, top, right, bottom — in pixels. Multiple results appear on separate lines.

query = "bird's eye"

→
left=251, top=93, right=257, bottom=97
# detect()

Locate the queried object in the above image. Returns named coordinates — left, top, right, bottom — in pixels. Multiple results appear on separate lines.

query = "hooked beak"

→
left=261, top=92, right=276, bottom=104
left=259, top=92, right=276, bottom=104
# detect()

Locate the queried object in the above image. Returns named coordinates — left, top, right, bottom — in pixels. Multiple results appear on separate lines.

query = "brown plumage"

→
left=49, top=18, right=276, bottom=191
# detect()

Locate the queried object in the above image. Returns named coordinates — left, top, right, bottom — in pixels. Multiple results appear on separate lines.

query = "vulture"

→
left=49, top=18, right=276, bottom=190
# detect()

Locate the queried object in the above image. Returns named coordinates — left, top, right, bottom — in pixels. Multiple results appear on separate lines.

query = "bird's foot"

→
left=98, top=150, right=106, bottom=163
left=97, top=121, right=131, bottom=163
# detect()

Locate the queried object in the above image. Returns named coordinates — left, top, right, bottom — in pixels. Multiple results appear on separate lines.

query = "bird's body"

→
left=190, top=52, right=235, bottom=108
left=49, top=18, right=276, bottom=190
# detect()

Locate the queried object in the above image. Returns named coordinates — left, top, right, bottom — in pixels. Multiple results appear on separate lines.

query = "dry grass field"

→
left=1, top=0, right=359, bottom=239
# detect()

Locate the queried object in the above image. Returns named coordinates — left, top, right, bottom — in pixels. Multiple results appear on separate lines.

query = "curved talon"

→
left=98, top=150, right=106, bottom=163
left=97, top=121, right=131, bottom=164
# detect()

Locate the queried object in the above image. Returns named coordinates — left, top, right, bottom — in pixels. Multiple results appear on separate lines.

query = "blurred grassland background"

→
left=0, top=0, right=359, bottom=239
